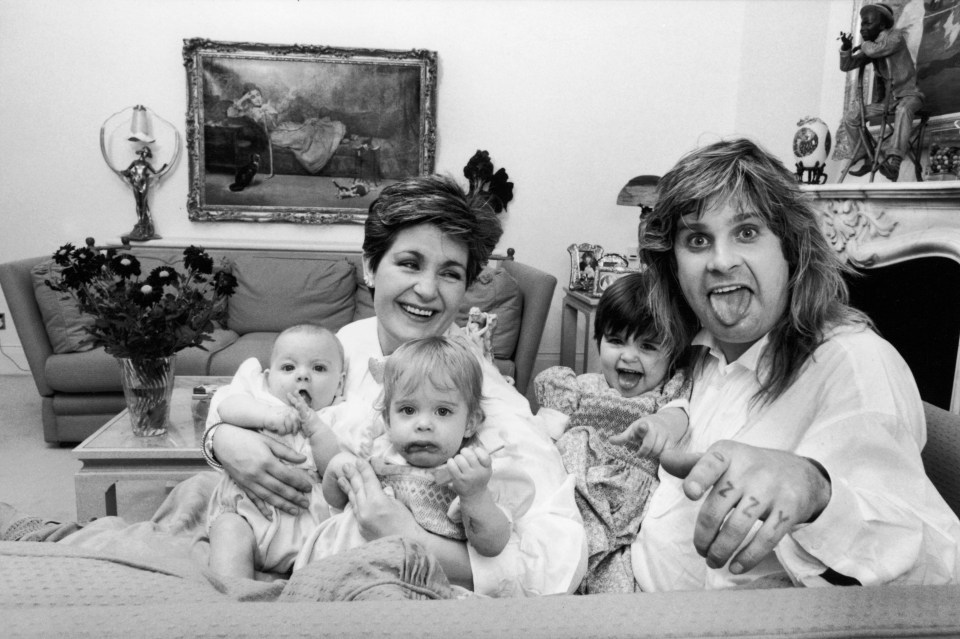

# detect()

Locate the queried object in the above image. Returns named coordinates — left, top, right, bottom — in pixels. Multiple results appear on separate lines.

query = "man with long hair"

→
left=632, top=137, right=959, bottom=590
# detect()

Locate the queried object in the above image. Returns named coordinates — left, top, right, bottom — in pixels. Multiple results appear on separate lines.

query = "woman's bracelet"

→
left=202, top=421, right=225, bottom=470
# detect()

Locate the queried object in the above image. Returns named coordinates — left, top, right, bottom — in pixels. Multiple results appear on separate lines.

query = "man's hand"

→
left=839, top=31, right=853, bottom=50
left=660, top=441, right=832, bottom=574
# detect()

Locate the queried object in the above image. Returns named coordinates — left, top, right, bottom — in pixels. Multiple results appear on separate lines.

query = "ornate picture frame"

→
left=183, top=38, right=438, bottom=224
left=567, top=243, right=604, bottom=292
left=593, top=266, right=638, bottom=297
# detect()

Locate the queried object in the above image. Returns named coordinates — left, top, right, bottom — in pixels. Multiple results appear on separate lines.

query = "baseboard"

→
left=0, top=342, right=29, bottom=375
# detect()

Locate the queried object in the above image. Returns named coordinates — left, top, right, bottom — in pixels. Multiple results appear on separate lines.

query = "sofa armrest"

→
left=501, top=259, right=557, bottom=396
left=0, top=256, right=54, bottom=395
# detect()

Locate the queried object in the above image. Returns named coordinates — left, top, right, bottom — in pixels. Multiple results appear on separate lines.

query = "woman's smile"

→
left=366, top=224, right=469, bottom=355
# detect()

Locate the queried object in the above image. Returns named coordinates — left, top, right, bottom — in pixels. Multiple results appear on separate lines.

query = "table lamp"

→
left=100, top=105, right=181, bottom=242
left=617, top=175, right=659, bottom=265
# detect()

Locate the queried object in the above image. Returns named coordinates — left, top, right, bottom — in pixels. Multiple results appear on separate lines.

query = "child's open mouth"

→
left=298, top=389, right=313, bottom=406
left=616, top=368, right=644, bottom=390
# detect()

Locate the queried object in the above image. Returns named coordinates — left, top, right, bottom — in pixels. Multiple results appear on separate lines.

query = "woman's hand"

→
left=213, top=424, right=313, bottom=518
left=338, top=458, right=421, bottom=541
left=660, top=440, right=832, bottom=575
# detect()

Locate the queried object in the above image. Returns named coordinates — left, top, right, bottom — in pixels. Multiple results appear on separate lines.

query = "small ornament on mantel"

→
left=793, top=116, right=831, bottom=185
left=463, top=150, right=514, bottom=213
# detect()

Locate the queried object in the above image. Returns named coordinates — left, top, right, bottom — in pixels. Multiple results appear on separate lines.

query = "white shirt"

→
left=330, top=318, right=587, bottom=597
left=633, top=325, right=960, bottom=590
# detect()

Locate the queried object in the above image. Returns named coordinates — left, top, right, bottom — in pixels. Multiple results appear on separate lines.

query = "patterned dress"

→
left=535, top=366, right=690, bottom=593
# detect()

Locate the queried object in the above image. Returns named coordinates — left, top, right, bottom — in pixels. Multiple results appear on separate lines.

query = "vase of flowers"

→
left=45, top=239, right=237, bottom=436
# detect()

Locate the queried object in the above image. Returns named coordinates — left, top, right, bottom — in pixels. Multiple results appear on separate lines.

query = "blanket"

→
left=0, top=471, right=464, bottom=606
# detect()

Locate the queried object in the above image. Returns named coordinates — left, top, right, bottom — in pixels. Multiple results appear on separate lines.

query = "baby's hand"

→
left=609, top=414, right=683, bottom=458
left=287, top=392, right=318, bottom=437
left=442, top=448, right=493, bottom=499
left=263, top=404, right=301, bottom=435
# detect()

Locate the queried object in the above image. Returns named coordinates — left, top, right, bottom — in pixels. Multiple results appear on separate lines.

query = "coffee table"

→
left=73, top=375, right=231, bottom=523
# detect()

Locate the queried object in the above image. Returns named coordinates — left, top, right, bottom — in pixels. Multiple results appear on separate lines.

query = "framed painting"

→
left=592, top=266, right=638, bottom=297
left=837, top=0, right=960, bottom=159
left=183, top=38, right=438, bottom=224
left=567, top=243, right=604, bottom=292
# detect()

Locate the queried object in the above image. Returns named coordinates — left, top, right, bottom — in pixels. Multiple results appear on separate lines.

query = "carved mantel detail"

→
left=815, top=199, right=897, bottom=267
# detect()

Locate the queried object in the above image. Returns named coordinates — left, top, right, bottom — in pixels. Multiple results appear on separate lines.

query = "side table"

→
left=73, top=375, right=231, bottom=522
left=560, top=287, right=600, bottom=374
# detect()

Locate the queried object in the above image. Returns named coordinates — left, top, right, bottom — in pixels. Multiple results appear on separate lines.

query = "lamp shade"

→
left=617, top=175, right=659, bottom=208
left=128, top=104, right=155, bottom=143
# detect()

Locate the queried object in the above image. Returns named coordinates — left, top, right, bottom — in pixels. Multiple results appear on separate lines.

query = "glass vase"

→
left=117, top=356, right=175, bottom=437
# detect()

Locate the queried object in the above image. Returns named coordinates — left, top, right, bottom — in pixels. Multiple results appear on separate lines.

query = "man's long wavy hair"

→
left=639, top=138, right=871, bottom=405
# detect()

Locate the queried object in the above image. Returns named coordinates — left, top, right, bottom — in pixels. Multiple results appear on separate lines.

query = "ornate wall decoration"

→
left=816, top=198, right=898, bottom=267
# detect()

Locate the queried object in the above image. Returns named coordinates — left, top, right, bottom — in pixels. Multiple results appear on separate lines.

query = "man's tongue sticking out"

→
left=710, top=287, right=752, bottom=326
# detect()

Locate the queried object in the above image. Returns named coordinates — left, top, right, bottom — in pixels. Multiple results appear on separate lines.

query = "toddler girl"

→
left=535, top=272, right=695, bottom=593
left=294, top=335, right=521, bottom=569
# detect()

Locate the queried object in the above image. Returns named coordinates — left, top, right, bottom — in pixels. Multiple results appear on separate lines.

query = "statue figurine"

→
left=465, top=306, right=497, bottom=363
left=120, top=146, right=168, bottom=241
left=838, top=2, right=924, bottom=182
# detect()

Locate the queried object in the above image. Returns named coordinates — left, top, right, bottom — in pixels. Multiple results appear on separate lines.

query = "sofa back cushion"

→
left=455, top=265, right=522, bottom=359
left=227, top=255, right=357, bottom=334
left=29, top=250, right=229, bottom=355
left=30, top=260, right=96, bottom=354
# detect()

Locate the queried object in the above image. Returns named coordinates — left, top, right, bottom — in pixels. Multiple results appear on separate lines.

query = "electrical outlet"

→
left=0, top=312, right=5, bottom=330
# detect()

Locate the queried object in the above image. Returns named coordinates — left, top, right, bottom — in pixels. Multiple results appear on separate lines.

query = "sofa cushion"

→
left=455, top=266, right=523, bottom=359
left=30, top=261, right=95, bottom=354
left=44, top=329, right=239, bottom=393
left=207, top=332, right=277, bottom=376
left=228, top=256, right=357, bottom=334
left=29, top=252, right=229, bottom=355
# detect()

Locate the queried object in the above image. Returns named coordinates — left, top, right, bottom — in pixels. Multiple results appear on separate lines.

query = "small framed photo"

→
left=592, top=266, right=637, bottom=297
left=567, top=243, right=604, bottom=292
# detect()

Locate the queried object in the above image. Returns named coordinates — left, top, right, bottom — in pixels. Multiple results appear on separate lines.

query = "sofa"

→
left=0, top=245, right=556, bottom=444
left=1, top=401, right=958, bottom=638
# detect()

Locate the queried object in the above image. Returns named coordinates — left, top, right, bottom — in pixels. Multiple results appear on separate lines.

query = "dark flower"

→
left=486, top=168, right=514, bottom=213
left=53, top=244, right=76, bottom=266
left=131, top=283, right=162, bottom=307
left=110, top=254, right=141, bottom=279
left=183, top=246, right=213, bottom=274
left=213, top=270, right=238, bottom=297
left=44, top=238, right=235, bottom=359
left=147, top=265, right=179, bottom=288
left=463, top=150, right=494, bottom=194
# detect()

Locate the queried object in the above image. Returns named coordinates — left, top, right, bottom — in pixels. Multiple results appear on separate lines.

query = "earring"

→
left=363, top=274, right=374, bottom=287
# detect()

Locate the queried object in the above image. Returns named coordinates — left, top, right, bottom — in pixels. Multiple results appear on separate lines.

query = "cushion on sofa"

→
left=30, top=261, right=95, bottom=354
left=455, top=266, right=522, bottom=359
left=29, top=252, right=228, bottom=355
left=207, top=332, right=277, bottom=376
left=228, top=256, right=357, bottom=334
left=44, top=329, right=241, bottom=393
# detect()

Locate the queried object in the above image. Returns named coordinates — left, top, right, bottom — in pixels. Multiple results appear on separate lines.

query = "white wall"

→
left=0, top=0, right=847, bottom=374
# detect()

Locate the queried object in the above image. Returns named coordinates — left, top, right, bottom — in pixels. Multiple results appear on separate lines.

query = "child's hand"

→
left=442, top=448, right=493, bottom=499
left=609, top=413, right=684, bottom=458
left=263, top=403, right=301, bottom=435
left=287, top=393, right=318, bottom=437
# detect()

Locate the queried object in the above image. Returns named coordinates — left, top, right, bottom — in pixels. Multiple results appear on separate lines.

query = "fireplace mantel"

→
left=803, top=182, right=960, bottom=412
left=803, top=182, right=960, bottom=269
